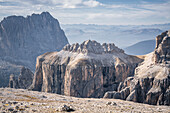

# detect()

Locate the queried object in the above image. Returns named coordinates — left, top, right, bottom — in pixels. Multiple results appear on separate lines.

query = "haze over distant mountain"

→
left=0, top=12, right=69, bottom=87
left=61, top=24, right=170, bottom=48
left=124, top=40, right=155, bottom=55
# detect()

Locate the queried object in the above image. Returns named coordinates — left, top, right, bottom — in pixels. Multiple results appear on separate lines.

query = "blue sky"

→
left=0, top=0, right=170, bottom=25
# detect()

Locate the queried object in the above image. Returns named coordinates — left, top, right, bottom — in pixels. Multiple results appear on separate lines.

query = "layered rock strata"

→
left=30, top=40, right=142, bottom=98
left=104, top=31, right=170, bottom=105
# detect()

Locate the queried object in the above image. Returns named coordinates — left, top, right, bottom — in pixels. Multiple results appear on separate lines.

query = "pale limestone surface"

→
left=0, top=88, right=169, bottom=113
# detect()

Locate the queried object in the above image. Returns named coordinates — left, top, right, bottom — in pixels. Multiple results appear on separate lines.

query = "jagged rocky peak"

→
left=102, top=43, right=124, bottom=53
left=63, top=40, right=124, bottom=54
left=0, top=11, right=68, bottom=69
left=154, top=30, right=170, bottom=64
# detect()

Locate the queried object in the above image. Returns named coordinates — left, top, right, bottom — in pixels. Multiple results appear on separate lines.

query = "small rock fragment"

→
left=106, top=102, right=112, bottom=105
left=57, top=104, right=75, bottom=112
left=8, top=107, right=14, bottom=111
left=32, top=109, right=37, bottom=112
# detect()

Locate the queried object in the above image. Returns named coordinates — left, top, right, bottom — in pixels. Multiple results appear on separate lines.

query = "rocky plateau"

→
left=30, top=40, right=143, bottom=98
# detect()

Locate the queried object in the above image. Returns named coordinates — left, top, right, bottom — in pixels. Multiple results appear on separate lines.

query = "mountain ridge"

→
left=124, top=40, right=155, bottom=55
left=0, top=12, right=69, bottom=87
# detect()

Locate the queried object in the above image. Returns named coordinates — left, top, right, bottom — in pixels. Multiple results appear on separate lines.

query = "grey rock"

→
left=9, top=67, right=33, bottom=89
left=9, top=74, right=18, bottom=88
left=57, top=105, right=75, bottom=112
left=103, top=91, right=121, bottom=99
left=154, top=31, right=170, bottom=64
left=164, top=87, right=170, bottom=105
left=8, top=107, right=14, bottom=111
left=126, top=90, right=137, bottom=101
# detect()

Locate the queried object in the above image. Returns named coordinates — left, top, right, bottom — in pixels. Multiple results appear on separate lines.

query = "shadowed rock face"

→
left=30, top=40, right=142, bottom=98
left=0, top=12, right=68, bottom=70
left=104, top=30, right=170, bottom=105
left=9, top=67, right=33, bottom=89
left=0, top=12, right=68, bottom=87
left=154, top=31, right=170, bottom=64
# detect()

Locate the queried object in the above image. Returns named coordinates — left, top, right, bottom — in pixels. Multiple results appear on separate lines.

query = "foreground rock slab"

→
left=0, top=88, right=169, bottom=113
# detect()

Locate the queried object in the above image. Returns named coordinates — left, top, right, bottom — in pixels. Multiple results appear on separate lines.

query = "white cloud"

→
left=0, top=0, right=170, bottom=25
left=62, top=0, right=82, bottom=8
left=83, top=0, right=102, bottom=7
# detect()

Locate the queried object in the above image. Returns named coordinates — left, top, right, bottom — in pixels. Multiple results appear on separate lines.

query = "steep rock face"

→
left=30, top=40, right=142, bottom=98
left=0, top=12, right=68, bottom=69
left=0, top=12, right=68, bottom=87
left=104, top=31, right=170, bottom=105
left=154, top=31, right=170, bottom=63
left=9, top=67, right=33, bottom=89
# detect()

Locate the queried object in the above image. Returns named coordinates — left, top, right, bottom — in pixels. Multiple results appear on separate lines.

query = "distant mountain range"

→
left=124, top=40, right=155, bottom=55
left=61, top=24, right=170, bottom=49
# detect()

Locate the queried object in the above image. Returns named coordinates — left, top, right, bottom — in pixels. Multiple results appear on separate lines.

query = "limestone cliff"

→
left=104, top=31, right=170, bottom=105
left=30, top=40, right=142, bottom=98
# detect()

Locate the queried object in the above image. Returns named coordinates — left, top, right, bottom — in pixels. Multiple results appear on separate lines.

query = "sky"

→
left=0, top=0, right=170, bottom=25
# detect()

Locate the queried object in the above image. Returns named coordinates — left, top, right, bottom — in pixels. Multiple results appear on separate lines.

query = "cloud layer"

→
left=0, top=0, right=170, bottom=25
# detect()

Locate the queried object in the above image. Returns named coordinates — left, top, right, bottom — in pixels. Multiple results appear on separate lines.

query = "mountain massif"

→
left=30, top=40, right=142, bottom=98
left=28, top=30, right=169, bottom=106
left=0, top=12, right=69, bottom=87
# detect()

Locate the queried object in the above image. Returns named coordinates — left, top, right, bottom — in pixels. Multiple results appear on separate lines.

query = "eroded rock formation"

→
left=104, top=31, right=170, bottom=105
left=30, top=40, right=142, bottom=98
left=9, top=67, right=33, bottom=89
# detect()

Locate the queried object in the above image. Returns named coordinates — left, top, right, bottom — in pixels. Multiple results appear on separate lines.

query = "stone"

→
left=57, top=105, right=75, bottom=112
left=32, top=109, right=37, bottom=112
left=9, top=74, right=18, bottom=88
left=106, top=102, right=112, bottom=105
left=12, top=102, right=18, bottom=105
left=106, top=102, right=117, bottom=106
left=8, top=107, right=14, bottom=111
left=12, top=111, right=18, bottom=113
left=15, top=106, right=19, bottom=110
left=103, top=91, right=121, bottom=99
